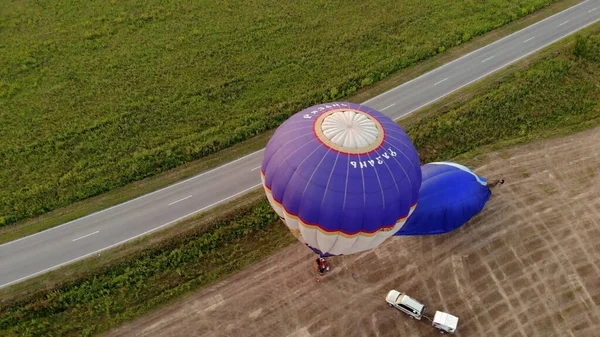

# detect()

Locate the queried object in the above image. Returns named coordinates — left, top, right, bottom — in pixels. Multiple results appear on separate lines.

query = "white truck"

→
left=385, top=289, right=459, bottom=334
left=385, top=290, right=426, bottom=320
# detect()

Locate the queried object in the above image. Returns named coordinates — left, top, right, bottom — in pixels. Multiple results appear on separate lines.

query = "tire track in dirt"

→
left=106, top=127, right=600, bottom=337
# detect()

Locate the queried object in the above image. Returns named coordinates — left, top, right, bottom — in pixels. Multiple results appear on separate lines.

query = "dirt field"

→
left=106, top=127, right=600, bottom=337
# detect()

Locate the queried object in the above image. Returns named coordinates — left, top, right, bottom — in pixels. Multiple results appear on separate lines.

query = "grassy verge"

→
left=0, top=189, right=269, bottom=302
left=0, top=0, right=584, bottom=243
left=1, top=0, right=575, bottom=228
left=0, top=191, right=296, bottom=337
left=1, top=20, right=599, bottom=337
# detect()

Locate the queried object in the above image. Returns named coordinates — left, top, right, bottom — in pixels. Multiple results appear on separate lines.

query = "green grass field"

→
left=0, top=0, right=560, bottom=227
left=1, top=23, right=599, bottom=337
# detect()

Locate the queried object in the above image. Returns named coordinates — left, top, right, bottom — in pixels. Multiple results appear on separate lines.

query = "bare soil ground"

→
left=106, top=127, right=600, bottom=337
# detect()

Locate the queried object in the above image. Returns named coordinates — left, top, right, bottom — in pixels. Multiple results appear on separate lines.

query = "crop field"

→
left=0, top=0, right=560, bottom=226
left=1, top=25, right=598, bottom=337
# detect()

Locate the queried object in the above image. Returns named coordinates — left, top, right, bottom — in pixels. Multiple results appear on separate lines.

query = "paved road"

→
left=1, top=0, right=598, bottom=289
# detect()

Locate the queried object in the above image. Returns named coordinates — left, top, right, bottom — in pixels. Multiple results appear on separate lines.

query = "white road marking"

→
left=168, top=195, right=192, bottom=206
left=434, top=78, right=448, bottom=86
left=481, top=56, right=495, bottom=63
left=524, top=37, right=535, bottom=43
left=362, top=0, right=591, bottom=105
left=589, top=8, right=597, bottom=13
left=559, top=20, right=570, bottom=26
left=0, top=183, right=262, bottom=289
left=250, top=166, right=261, bottom=171
left=0, top=148, right=265, bottom=248
left=381, top=103, right=396, bottom=111
left=72, top=231, right=99, bottom=242
left=394, top=17, right=600, bottom=121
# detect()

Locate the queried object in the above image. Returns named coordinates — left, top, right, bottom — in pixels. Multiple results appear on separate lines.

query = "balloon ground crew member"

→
left=486, top=179, right=505, bottom=189
left=316, top=257, right=329, bottom=275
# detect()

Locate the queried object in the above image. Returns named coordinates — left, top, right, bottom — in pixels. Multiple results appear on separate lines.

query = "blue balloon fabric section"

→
left=394, top=162, right=491, bottom=236
left=261, top=102, right=422, bottom=256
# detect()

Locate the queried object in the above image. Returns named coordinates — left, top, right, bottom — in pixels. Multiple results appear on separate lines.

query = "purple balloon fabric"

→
left=261, top=102, right=421, bottom=256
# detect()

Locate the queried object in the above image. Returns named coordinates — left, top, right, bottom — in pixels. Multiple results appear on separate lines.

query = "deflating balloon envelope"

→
left=395, top=162, right=491, bottom=236
left=261, top=102, right=422, bottom=256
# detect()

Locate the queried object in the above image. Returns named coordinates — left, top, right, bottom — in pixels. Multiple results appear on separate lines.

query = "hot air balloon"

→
left=394, top=162, right=493, bottom=236
left=260, top=102, right=421, bottom=258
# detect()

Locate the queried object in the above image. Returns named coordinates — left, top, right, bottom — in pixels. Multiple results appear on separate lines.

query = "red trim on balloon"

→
left=262, top=182, right=417, bottom=236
